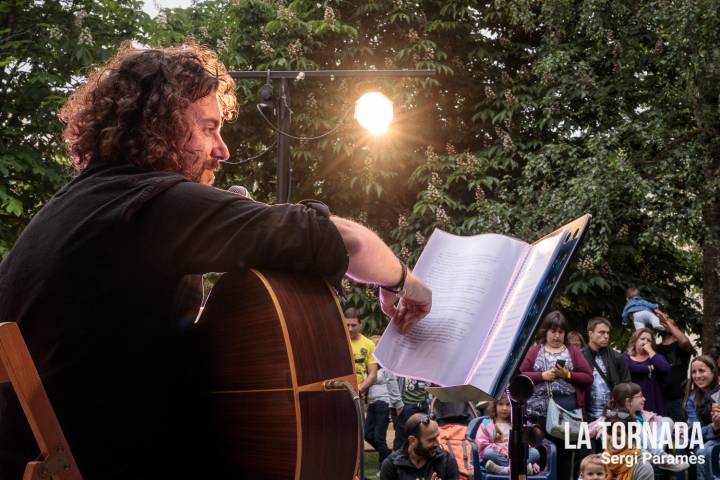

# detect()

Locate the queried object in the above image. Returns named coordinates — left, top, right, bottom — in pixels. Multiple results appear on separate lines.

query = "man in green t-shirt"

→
left=392, top=377, right=431, bottom=450
left=345, top=308, right=378, bottom=394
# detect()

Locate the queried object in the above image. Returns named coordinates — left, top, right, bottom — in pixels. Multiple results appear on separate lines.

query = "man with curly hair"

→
left=0, top=41, right=431, bottom=479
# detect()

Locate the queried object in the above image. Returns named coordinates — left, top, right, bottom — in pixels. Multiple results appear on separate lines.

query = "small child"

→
left=622, top=287, right=665, bottom=331
left=475, top=395, right=540, bottom=475
left=578, top=454, right=608, bottom=480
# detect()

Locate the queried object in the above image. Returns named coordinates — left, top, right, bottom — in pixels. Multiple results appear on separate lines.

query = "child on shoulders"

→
left=622, top=287, right=665, bottom=332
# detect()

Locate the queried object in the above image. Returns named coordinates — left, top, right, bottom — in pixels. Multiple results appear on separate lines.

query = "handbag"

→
left=542, top=347, right=584, bottom=441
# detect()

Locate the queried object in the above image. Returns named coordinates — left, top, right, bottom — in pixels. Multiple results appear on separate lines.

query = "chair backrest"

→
left=469, top=414, right=557, bottom=480
left=710, top=442, right=720, bottom=479
left=478, top=440, right=556, bottom=480
left=465, top=416, right=484, bottom=443
left=0, top=322, right=82, bottom=480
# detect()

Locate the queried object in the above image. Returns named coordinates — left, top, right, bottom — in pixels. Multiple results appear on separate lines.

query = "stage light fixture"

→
left=355, top=92, right=393, bottom=135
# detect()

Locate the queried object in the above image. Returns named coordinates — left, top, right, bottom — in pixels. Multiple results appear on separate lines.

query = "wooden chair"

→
left=0, top=322, right=82, bottom=480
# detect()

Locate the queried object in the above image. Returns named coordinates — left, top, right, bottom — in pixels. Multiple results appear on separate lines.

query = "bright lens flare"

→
left=355, top=92, right=393, bottom=135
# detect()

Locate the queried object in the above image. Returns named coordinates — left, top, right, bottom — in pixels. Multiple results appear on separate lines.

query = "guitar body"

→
left=193, top=269, right=359, bottom=479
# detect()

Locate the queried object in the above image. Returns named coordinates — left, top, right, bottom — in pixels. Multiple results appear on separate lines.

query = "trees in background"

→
left=3, top=0, right=717, bottom=348
left=0, top=0, right=149, bottom=254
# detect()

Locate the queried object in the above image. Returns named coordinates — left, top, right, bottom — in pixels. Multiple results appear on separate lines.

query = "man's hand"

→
left=380, top=270, right=432, bottom=334
left=657, top=310, right=672, bottom=325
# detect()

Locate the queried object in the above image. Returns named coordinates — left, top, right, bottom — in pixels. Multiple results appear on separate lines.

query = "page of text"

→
left=467, top=230, right=567, bottom=391
left=375, top=229, right=528, bottom=386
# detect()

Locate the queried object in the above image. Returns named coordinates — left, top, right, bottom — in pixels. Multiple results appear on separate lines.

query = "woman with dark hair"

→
left=585, top=383, right=667, bottom=479
left=520, top=310, right=593, bottom=479
left=682, top=356, right=720, bottom=480
left=624, top=328, right=670, bottom=415
left=588, top=382, right=687, bottom=474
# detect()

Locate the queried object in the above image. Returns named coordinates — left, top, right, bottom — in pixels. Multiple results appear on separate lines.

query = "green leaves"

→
left=0, top=0, right=149, bottom=257
left=3, top=0, right=713, bottom=339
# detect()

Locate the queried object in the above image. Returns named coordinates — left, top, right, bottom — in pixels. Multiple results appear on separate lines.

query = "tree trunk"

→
left=703, top=202, right=720, bottom=356
left=698, top=62, right=720, bottom=356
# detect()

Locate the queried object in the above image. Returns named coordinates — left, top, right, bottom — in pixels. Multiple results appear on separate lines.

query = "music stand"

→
left=428, top=215, right=592, bottom=479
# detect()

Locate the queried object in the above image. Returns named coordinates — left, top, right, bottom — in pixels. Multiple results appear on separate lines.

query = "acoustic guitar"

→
left=192, top=269, right=360, bottom=479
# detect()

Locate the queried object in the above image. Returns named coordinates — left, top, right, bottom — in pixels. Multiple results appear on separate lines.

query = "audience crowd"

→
left=351, top=290, right=716, bottom=480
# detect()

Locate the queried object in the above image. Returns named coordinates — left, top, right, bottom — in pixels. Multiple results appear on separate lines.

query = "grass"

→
left=362, top=451, right=380, bottom=478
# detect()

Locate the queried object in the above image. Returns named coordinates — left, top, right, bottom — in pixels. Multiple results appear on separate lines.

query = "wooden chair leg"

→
left=0, top=322, right=82, bottom=480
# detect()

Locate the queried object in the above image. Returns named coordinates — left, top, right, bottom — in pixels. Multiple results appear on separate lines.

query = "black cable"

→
left=223, top=140, right=277, bottom=165
left=256, top=103, right=354, bottom=141
left=324, top=380, right=365, bottom=480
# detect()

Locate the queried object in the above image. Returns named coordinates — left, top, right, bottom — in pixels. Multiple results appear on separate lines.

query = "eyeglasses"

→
left=420, top=414, right=436, bottom=425
left=407, top=413, right=436, bottom=437
left=605, top=409, right=630, bottom=419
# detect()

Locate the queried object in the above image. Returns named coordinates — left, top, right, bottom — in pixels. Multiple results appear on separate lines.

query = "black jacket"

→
left=0, top=162, right=349, bottom=479
left=581, top=345, right=632, bottom=416
left=380, top=445, right=459, bottom=480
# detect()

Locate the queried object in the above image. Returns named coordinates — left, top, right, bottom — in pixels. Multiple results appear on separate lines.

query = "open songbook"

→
left=374, top=214, right=591, bottom=401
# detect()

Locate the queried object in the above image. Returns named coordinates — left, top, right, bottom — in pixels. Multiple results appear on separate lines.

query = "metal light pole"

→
left=229, top=69, right=435, bottom=204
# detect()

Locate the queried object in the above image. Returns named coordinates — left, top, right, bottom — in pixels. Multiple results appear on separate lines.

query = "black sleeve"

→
left=443, top=451, right=460, bottom=480
left=616, top=351, right=632, bottom=383
left=133, top=182, right=349, bottom=285
left=379, top=457, right=398, bottom=480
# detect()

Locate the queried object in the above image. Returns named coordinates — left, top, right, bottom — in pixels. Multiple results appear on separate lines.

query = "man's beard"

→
left=412, top=443, right=434, bottom=459
left=184, top=155, right=218, bottom=184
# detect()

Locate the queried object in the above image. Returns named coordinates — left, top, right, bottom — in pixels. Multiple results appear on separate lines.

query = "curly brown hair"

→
left=59, top=40, right=237, bottom=174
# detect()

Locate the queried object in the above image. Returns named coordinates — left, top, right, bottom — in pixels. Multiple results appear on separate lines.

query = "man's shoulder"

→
left=430, top=447, right=459, bottom=472
left=656, top=340, right=679, bottom=351
left=351, top=335, right=375, bottom=354
left=607, top=347, right=625, bottom=358
left=357, top=335, right=376, bottom=349
left=385, top=448, right=411, bottom=466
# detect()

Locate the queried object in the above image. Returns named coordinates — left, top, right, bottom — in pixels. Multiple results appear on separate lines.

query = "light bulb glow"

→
left=355, top=92, right=393, bottom=135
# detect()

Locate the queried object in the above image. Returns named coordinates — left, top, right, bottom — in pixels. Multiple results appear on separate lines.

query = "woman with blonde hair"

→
left=623, top=328, right=670, bottom=414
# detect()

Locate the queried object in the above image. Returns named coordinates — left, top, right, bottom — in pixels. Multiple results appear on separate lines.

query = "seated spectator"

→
left=592, top=388, right=658, bottom=480
left=567, top=330, right=586, bottom=349
left=380, top=413, right=459, bottom=480
left=624, top=328, right=670, bottom=415
left=601, top=423, right=655, bottom=480
left=520, top=310, right=593, bottom=480
left=475, top=395, right=540, bottom=475
left=588, top=382, right=688, bottom=472
left=682, top=355, right=720, bottom=480
left=578, top=454, right=608, bottom=479
left=393, top=377, right=431, bottom=450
